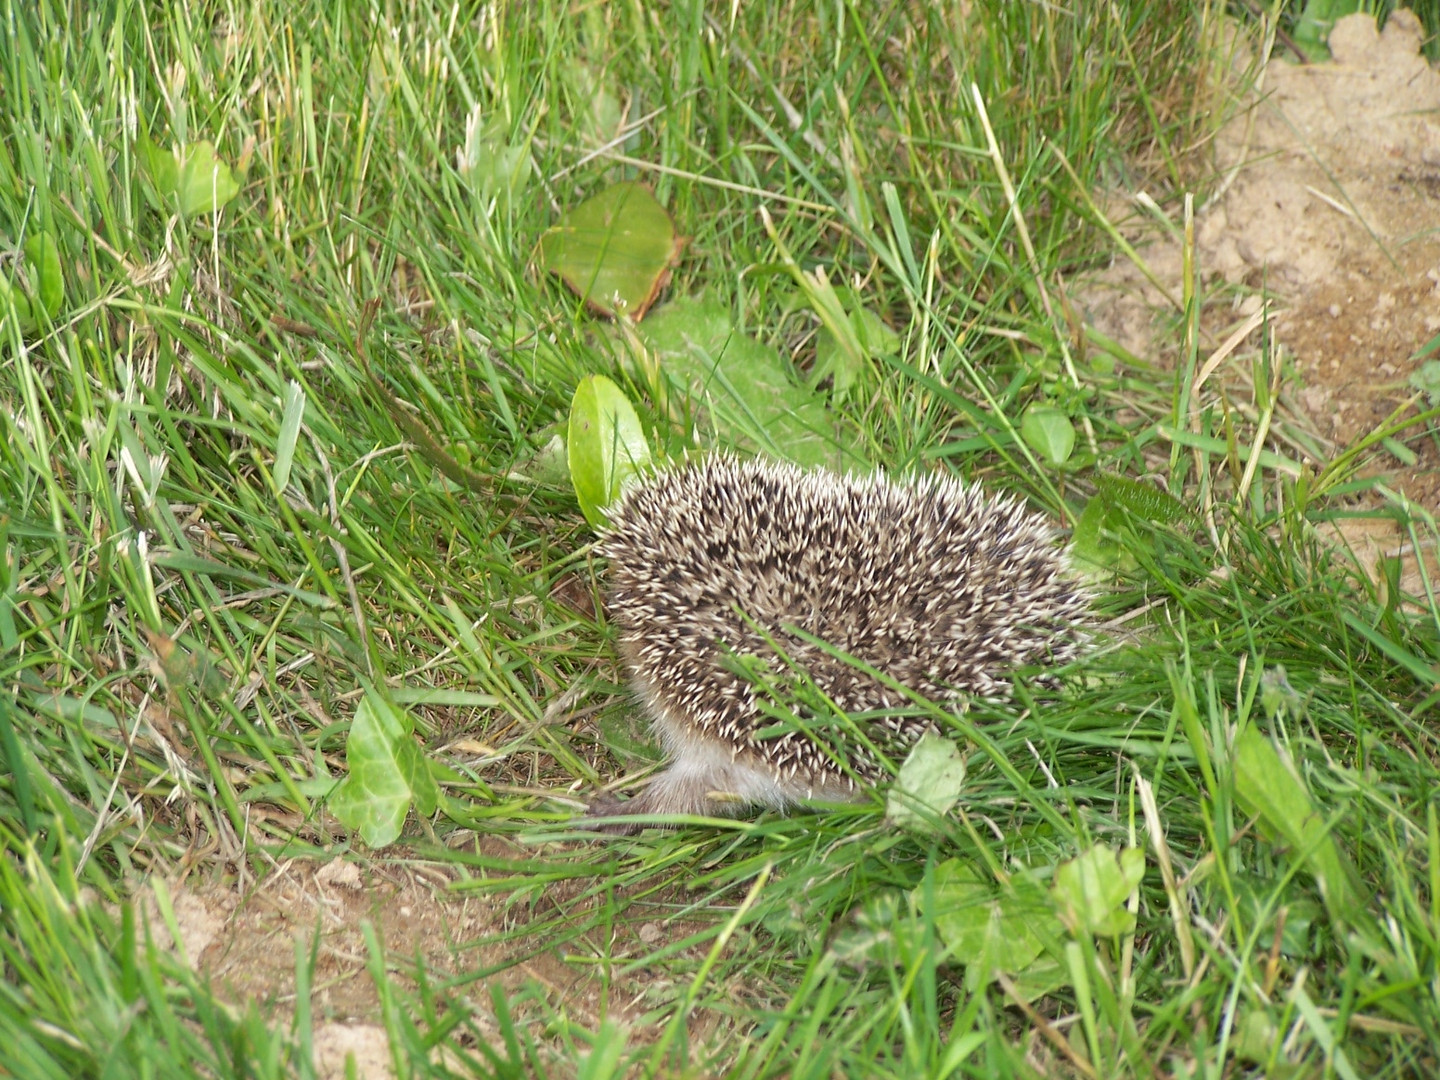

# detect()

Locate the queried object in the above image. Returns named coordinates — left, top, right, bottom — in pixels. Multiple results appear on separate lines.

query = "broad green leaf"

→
left=1292, top=0, right=1361, bottom=60
left=23, top=233, right=62, bottom=318
left=797, top=267, right=864, bottom=399
left=142, top=138, right=241, bottom=216
left=571, top=63, right=625, bottom=148
left=1232, top=725, right=1368, bottom=927
left=567, top=374, right=651, bottom=526
left=826, top=890, right=928, bottom=969
left=1019, top=403, right=1075, bottom=466
left=1071, top=495, right=1122, bottom=573
left=925, top=859, right=1063, bottom=996
left=761, top=213, right=877, bottom=406
left=1408, top=359, right=1440, bottom=405
left=328, top=691, right=436, bottom=848
left=1234, top=1009, right=1279, bottom=1065
left=1073, top=473, right=1193, bottom=573
left=514, top=430, right=571, bottom=487
left=0, top=232, right=64, bottom=335
left=1051, top=844, right=1145, bottom=937
left=540, top=182, right=680, bottom=318
left=638, top=295, right=863, bottom=470
left=886, top=733, right=965, bottom=832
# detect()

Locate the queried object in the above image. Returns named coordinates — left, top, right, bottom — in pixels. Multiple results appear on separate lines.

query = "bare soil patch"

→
left=1085, top=10, right=1440, bottom=545
left=144, top=835, right=736, bottom=1078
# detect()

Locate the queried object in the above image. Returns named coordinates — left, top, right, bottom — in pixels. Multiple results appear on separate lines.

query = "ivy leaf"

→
left=328, top=691, right=437, bottom=848
left=924, top=859, right=1065, bottom=997
left=567, top=374, right=651, bottom=526
left=540, top=182, right=681, bottom=319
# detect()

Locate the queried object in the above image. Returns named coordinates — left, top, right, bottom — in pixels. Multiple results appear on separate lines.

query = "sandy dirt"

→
left=145, top=835, right=728, bottom=1078
left=1084, top=9, right=1440, bottom=579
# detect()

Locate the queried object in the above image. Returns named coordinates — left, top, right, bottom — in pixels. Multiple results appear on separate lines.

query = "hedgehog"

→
left=585, top=455, right=1091, bottom=831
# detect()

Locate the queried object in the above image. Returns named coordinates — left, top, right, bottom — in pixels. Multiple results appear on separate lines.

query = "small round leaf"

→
left=1019, top=403, right=1075, bottom=466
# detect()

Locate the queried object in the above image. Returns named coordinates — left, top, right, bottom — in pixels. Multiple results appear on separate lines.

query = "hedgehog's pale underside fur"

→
left=587, top=456, right=1090, bottom=830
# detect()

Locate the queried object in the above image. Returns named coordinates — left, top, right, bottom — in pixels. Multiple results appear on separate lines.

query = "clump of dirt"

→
left=1085, top=8, right=1440, bottom=527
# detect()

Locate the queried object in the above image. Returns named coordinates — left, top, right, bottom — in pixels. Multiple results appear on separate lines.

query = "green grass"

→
left=3, top=0, right=1440, bottom=1076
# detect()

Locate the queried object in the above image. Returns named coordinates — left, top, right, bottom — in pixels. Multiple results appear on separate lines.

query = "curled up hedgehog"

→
left=585, top=455, right=1092, bottom=832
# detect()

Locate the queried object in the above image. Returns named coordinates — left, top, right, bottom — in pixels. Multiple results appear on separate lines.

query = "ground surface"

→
left=1088, top=10, right=1440, bottom=572
left=129, top=16, right=1440, bottom=1077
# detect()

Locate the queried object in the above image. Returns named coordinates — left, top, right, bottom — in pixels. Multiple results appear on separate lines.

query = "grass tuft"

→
left=3, top=0, right=1439, bottom=1076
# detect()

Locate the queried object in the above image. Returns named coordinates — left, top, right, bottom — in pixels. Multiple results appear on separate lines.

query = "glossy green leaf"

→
left=638, top=295, right=863, bottom=470
left=142, top=138, right=241, bottom=217
left=1051, top=845, right=1145, bottom=937
left=886, top=733, right=966, bottom=832
left=1019, top=403, right=1075, bottom=466
left=540, top=182, right=680, bottom=318
left=567, top=374, right=652, bottom=526
left=328, top=691, right=438, bottom=848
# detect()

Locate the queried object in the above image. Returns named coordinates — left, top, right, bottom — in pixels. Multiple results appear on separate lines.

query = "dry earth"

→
left=1085, top=9, right=1440, bottom=578
left=142, top=12, right=1440, bottom=1077
left=145, top=835, right=732, bottom=1078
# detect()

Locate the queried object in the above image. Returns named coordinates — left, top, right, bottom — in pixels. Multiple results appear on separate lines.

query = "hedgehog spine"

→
left=587, top=456, right=1091, bottom=830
